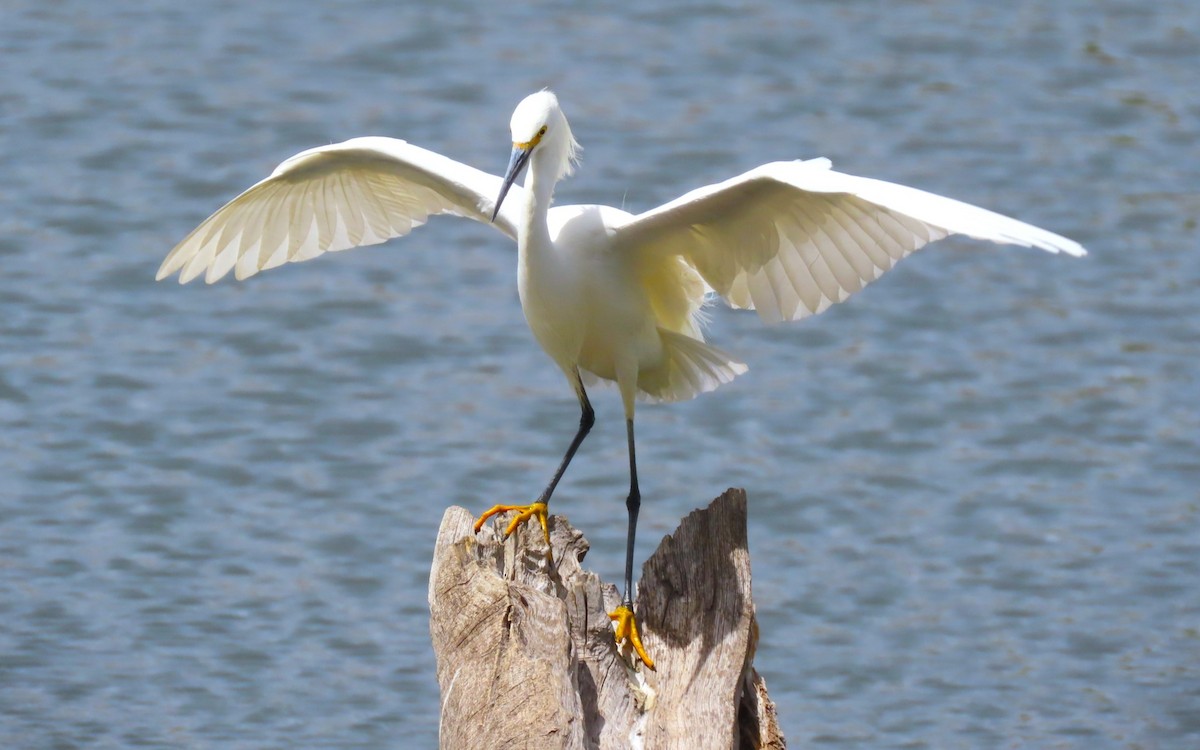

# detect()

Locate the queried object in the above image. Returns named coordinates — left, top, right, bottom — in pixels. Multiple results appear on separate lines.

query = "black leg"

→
left=536, top=374, right=595, bottom=507
left=472, top=372, right=595, bottom=555
left=607, top=412, right=655, bottom=670
left=622, top=417, right=640, bottom=607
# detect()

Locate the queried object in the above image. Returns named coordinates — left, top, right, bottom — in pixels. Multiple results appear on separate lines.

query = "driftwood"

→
left=428, top=488, right=786, bottom=749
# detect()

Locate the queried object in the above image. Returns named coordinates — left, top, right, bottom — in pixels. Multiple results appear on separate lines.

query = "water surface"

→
left=1, top=1, right=1197, bottom=747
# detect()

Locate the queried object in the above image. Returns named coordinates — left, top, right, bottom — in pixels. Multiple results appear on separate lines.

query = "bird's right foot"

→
left=473, top=502, right=553, bottom=561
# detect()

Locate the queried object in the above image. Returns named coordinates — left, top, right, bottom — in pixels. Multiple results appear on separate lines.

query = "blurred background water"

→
left=1, top=0, right=1197, bottom=747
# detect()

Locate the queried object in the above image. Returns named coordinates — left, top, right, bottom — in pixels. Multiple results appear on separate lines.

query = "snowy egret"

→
left=157, top=90, right=1085, bottom=669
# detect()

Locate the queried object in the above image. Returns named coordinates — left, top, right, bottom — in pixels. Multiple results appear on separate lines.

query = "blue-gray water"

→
left=2, top=1, right=1197, bottom=747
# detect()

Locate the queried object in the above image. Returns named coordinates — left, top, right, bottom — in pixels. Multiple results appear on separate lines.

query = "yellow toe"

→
left=608, top=604, right=655, bottom=671
left=473, top=502, right=553, bottom=561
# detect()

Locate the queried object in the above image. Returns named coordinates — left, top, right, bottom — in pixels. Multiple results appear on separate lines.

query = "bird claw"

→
left=473, top=501, right=553, bottom=562
left=609, top=604, right=656, bottom=671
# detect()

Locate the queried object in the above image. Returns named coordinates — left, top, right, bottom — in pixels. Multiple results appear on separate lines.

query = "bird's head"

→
left=492, top=90, right=580, bottom=222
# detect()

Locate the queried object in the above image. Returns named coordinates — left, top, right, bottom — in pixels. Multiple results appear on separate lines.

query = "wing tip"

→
left=1029, top=234, right=1087, bottom=258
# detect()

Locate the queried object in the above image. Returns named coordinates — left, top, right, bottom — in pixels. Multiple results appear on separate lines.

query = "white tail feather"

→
left=639, top=329, right=748, bottom=403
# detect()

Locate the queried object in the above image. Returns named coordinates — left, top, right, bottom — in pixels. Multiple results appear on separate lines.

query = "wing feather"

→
left=614, top=159, right=1084, bottom=323
left=157, top=137, right=521, bottom=284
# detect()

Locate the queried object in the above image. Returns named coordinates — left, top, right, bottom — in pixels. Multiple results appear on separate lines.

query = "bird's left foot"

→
left=609, top=604, right=656, bottom=671
left=473, top=502, right=553, bottom=560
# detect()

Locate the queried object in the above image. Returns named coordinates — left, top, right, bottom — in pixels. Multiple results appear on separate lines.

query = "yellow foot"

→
left=473, top=502, right=552, bottom=560
left=609, top=604, right=656, bottom=671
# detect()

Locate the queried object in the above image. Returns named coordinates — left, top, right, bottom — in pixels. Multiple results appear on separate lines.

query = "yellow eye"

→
left=538, top=126, right=548, bottom=136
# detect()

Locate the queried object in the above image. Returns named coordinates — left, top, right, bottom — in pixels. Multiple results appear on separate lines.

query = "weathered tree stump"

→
left=428, top=488, right=786, bottom=749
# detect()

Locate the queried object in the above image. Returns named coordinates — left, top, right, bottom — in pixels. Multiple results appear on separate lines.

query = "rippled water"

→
left=2, top=1, right=1197, bottom=747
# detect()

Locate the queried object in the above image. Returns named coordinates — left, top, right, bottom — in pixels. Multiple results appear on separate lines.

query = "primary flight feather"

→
left=158, top=90, right=1085, bottom=668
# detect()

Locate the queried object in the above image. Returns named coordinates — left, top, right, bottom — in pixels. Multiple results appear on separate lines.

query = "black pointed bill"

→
left=492, top=145, right=532, bottom=222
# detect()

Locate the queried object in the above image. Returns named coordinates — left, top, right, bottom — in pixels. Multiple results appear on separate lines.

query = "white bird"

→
left=157, top=90, right=1085, bottom=668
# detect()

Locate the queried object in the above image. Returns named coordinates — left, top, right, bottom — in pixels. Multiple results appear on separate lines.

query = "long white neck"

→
left=515, top=147, right=570, bottom=327
left=518, top=149, right=559, bottom=250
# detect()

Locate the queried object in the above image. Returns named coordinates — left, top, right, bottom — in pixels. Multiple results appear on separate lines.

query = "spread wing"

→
left=157, top=137, right=522, bottom=284
left=613, top=158, right=1085, bottom=323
